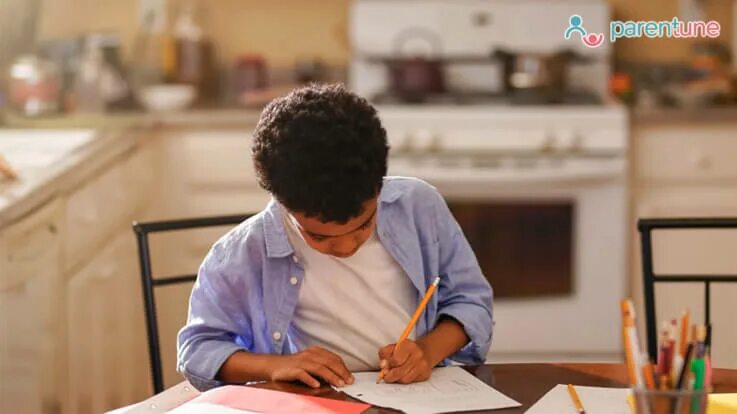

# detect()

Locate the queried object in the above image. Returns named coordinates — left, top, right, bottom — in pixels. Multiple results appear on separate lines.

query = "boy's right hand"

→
left=269, top=346, right=354, bottom=388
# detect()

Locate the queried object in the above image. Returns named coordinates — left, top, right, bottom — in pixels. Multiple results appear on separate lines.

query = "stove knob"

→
left=570, top=132, right=585, bottom=153
left=539, top=134, right=556, bottom=154
left=402, top=132, right=415, bottom=152
left=428, top=133, right=443, bottom=153
left=557, top=130, right=584, bottom=153
left=414, top=130, right=434, bottom=152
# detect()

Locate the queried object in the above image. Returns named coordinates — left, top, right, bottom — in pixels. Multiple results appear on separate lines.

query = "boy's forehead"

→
left=291, top=198, right=378, bottom=236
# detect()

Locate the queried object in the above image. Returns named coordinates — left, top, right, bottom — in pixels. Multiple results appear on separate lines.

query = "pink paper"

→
left=186, top=385, right=369, bottom=414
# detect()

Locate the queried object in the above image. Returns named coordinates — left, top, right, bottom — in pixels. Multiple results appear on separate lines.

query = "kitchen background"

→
left=1, top=1, right=737, bottom=414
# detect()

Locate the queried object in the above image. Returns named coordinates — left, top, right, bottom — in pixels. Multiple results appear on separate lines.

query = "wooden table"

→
left=116, top=363, right=737, bottom=413
left=250, top=363, right=737, bottom=413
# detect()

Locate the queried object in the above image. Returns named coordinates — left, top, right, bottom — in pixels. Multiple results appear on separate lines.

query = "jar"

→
left=6, top=55, right=61, bottom=117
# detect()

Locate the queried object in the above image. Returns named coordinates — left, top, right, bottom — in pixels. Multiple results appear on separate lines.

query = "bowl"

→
left=138, top=84, right=196, bottom=112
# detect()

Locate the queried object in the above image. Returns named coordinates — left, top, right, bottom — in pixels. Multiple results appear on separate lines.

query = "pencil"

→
left=376, top=276, right=441, bottom=383
left=621, top=299, right=643, bottom=386
left=567, top=384, right=586, bottom=414
left=642, top=360, right=656, bottom=390
left=679, top=309, right=690, bottom=357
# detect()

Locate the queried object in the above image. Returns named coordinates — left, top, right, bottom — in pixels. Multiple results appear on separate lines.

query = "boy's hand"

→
left=269, top=346, right=354, bottom=388
left=378, top=340, right=432, bottom=384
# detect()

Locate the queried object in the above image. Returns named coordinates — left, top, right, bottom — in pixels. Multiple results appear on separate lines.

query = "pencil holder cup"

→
left=631, top=388, right=708, bottom=414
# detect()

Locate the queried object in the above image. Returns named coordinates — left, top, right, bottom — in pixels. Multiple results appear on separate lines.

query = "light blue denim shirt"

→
left=177, top=177, right=494, bottom=391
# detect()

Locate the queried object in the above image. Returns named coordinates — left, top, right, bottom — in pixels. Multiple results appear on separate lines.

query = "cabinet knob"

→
left=692, top=153, right=712, bottom=170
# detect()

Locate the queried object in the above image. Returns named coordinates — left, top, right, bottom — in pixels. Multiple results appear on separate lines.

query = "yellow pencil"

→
left=377, top=276, right=441, bottom=383
left=567, top=384, right=586, bottom=414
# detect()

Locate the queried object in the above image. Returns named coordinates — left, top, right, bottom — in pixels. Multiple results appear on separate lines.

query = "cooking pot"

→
left=386, top=28, right=446, bottom=102
left=492, top=49, right=586, bottom=100
left=388, top=57, right=444, bottom=102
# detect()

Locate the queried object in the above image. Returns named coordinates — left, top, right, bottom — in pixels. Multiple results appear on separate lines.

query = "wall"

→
left=610, top=0, right=734, bottom=63
left=36, top=0, right=734, bottom=69
left=0, top=0, right=42, bottom=66
left=36, top=0, right=350, bottom=67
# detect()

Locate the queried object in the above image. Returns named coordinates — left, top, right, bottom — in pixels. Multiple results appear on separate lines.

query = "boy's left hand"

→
left=377, top=339, right=432, bottom=384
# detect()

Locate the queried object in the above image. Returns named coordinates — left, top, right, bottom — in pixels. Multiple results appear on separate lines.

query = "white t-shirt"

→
left=282, top=210, right=416, bottom=372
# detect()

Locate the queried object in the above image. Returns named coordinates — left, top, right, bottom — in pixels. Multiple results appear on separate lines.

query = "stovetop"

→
left=372, top=89, right=603, bottom=106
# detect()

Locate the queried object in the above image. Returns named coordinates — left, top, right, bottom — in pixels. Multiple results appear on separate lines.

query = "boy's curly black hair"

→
left=252, top=83, right=389, bottom=224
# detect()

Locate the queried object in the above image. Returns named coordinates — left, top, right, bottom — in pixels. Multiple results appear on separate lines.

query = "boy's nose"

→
left=330, top=239, right=359, bottom=257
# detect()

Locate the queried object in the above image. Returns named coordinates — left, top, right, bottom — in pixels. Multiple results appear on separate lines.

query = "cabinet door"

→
left=66, top=233, right=149, bottom=414
left=633, top=185, right=737, bottom=369
left=0, top=200, right=63, bottom=414
left=156, top=128, right=269, bottom=218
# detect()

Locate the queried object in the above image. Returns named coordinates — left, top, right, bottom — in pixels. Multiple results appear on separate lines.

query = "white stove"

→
left=351, top=0, right=629, bottom=362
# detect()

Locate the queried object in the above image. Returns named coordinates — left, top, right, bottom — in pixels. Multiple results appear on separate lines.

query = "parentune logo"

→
left=564, top=14, right=721, bottom=48
left=564, top=15, right=605, bottom=48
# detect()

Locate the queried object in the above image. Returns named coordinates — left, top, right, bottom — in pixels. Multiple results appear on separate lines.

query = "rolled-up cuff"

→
left=178, top=341, right=245, bottom=391
left=438, top=304, right=492, bottom=364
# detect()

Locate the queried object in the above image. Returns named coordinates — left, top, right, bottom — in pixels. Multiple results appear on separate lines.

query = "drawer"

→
left=0, top=199, right=62, bottom=292
left=636, top=126, right=737, bottom=182
left=185, top=190, right=270, bottom=217
left=178, top=131, right=258, bottom=188
left=64, top=163, right=128, bottom=272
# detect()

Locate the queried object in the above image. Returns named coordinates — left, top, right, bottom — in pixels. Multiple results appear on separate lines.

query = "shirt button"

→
left=272, top=331, right=282, bottom=341
left=289, top=276, right=299, bottom=285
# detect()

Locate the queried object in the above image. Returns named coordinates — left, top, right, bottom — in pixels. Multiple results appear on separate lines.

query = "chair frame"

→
left=638, top=217, right=737, bottom=359
left=132, top=214, right=253, bottom=394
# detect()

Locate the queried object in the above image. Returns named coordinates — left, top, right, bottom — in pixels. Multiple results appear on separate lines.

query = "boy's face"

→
left=288, top=197, right=378, bottom=258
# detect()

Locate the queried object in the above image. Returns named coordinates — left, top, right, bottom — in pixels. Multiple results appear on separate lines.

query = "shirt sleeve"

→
left=432, top=189, right=494, bottom=364
left=176, top=242, right=253, bottom=391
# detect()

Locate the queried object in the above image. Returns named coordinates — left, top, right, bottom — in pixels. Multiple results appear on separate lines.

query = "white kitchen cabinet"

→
left=65, top=232, right=149, bottom=414
left=631, top=122, right=737, bottom=369
left=1, top=123, right=268, bottom=413
left=0, top=199, right=63, bottom=414
left=156, top=127, right=269, bottom=219
left=63, top=146, right=156, bottom=274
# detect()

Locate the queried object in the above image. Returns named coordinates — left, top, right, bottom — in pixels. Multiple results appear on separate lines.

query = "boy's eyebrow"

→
left=303, top=207, right=377, bottom=238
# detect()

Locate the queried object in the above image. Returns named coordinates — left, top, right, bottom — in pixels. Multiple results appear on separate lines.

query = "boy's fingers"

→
left=378, top=344, right=395, bottom=360
left=305, top=363, right=345, bottom=387
left=313, top=348, right=353, bottom=383
left=399, top=366, right=419, bottom=384
left=384, top=364, right=411, bottom=383
left=295, top=370, right=321, bottom=388
left=389, top=343, right=412, bottom=367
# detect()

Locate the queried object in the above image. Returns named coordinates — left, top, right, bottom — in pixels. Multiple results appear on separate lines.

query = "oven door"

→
left=388, top=155, right=628, bottom=360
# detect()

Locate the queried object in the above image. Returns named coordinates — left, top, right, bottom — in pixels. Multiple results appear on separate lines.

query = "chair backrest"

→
left=132, top=214, right=253, bottom=394
left=637, top=217, right=737, bottom=360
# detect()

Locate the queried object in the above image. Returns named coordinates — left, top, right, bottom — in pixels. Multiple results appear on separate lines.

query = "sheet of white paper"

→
left=525, top=384, right=631, bottom=414
left=167, top=402, right=260, bottom=414
left=337, top=366, right=520, bottom=414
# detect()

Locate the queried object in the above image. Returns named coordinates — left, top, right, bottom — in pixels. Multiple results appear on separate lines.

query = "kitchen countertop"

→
left=1, top=109, right=263, bottom=129
left=0, top=127, right=141, bottom=228
left=632, top=107, right=737, bottom=125
left=0, top=109, right=264, bottom=228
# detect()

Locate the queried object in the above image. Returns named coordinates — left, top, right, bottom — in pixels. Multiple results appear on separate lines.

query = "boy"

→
left=177, top=84, right=493, bottom=391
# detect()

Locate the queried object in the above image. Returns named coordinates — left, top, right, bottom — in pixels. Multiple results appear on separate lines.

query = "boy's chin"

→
left=327, top=249, right=358, bottom=258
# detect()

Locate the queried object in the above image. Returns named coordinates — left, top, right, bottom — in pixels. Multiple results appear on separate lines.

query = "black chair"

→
left=637, top=217, right=737, bottom=360
left=132, top=214, right=253, bottom=394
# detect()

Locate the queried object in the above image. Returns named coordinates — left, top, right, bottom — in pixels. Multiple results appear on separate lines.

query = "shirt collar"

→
left=261, top=179, right=403, bottom=258
left=263, top=199, right=295, bottom=258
